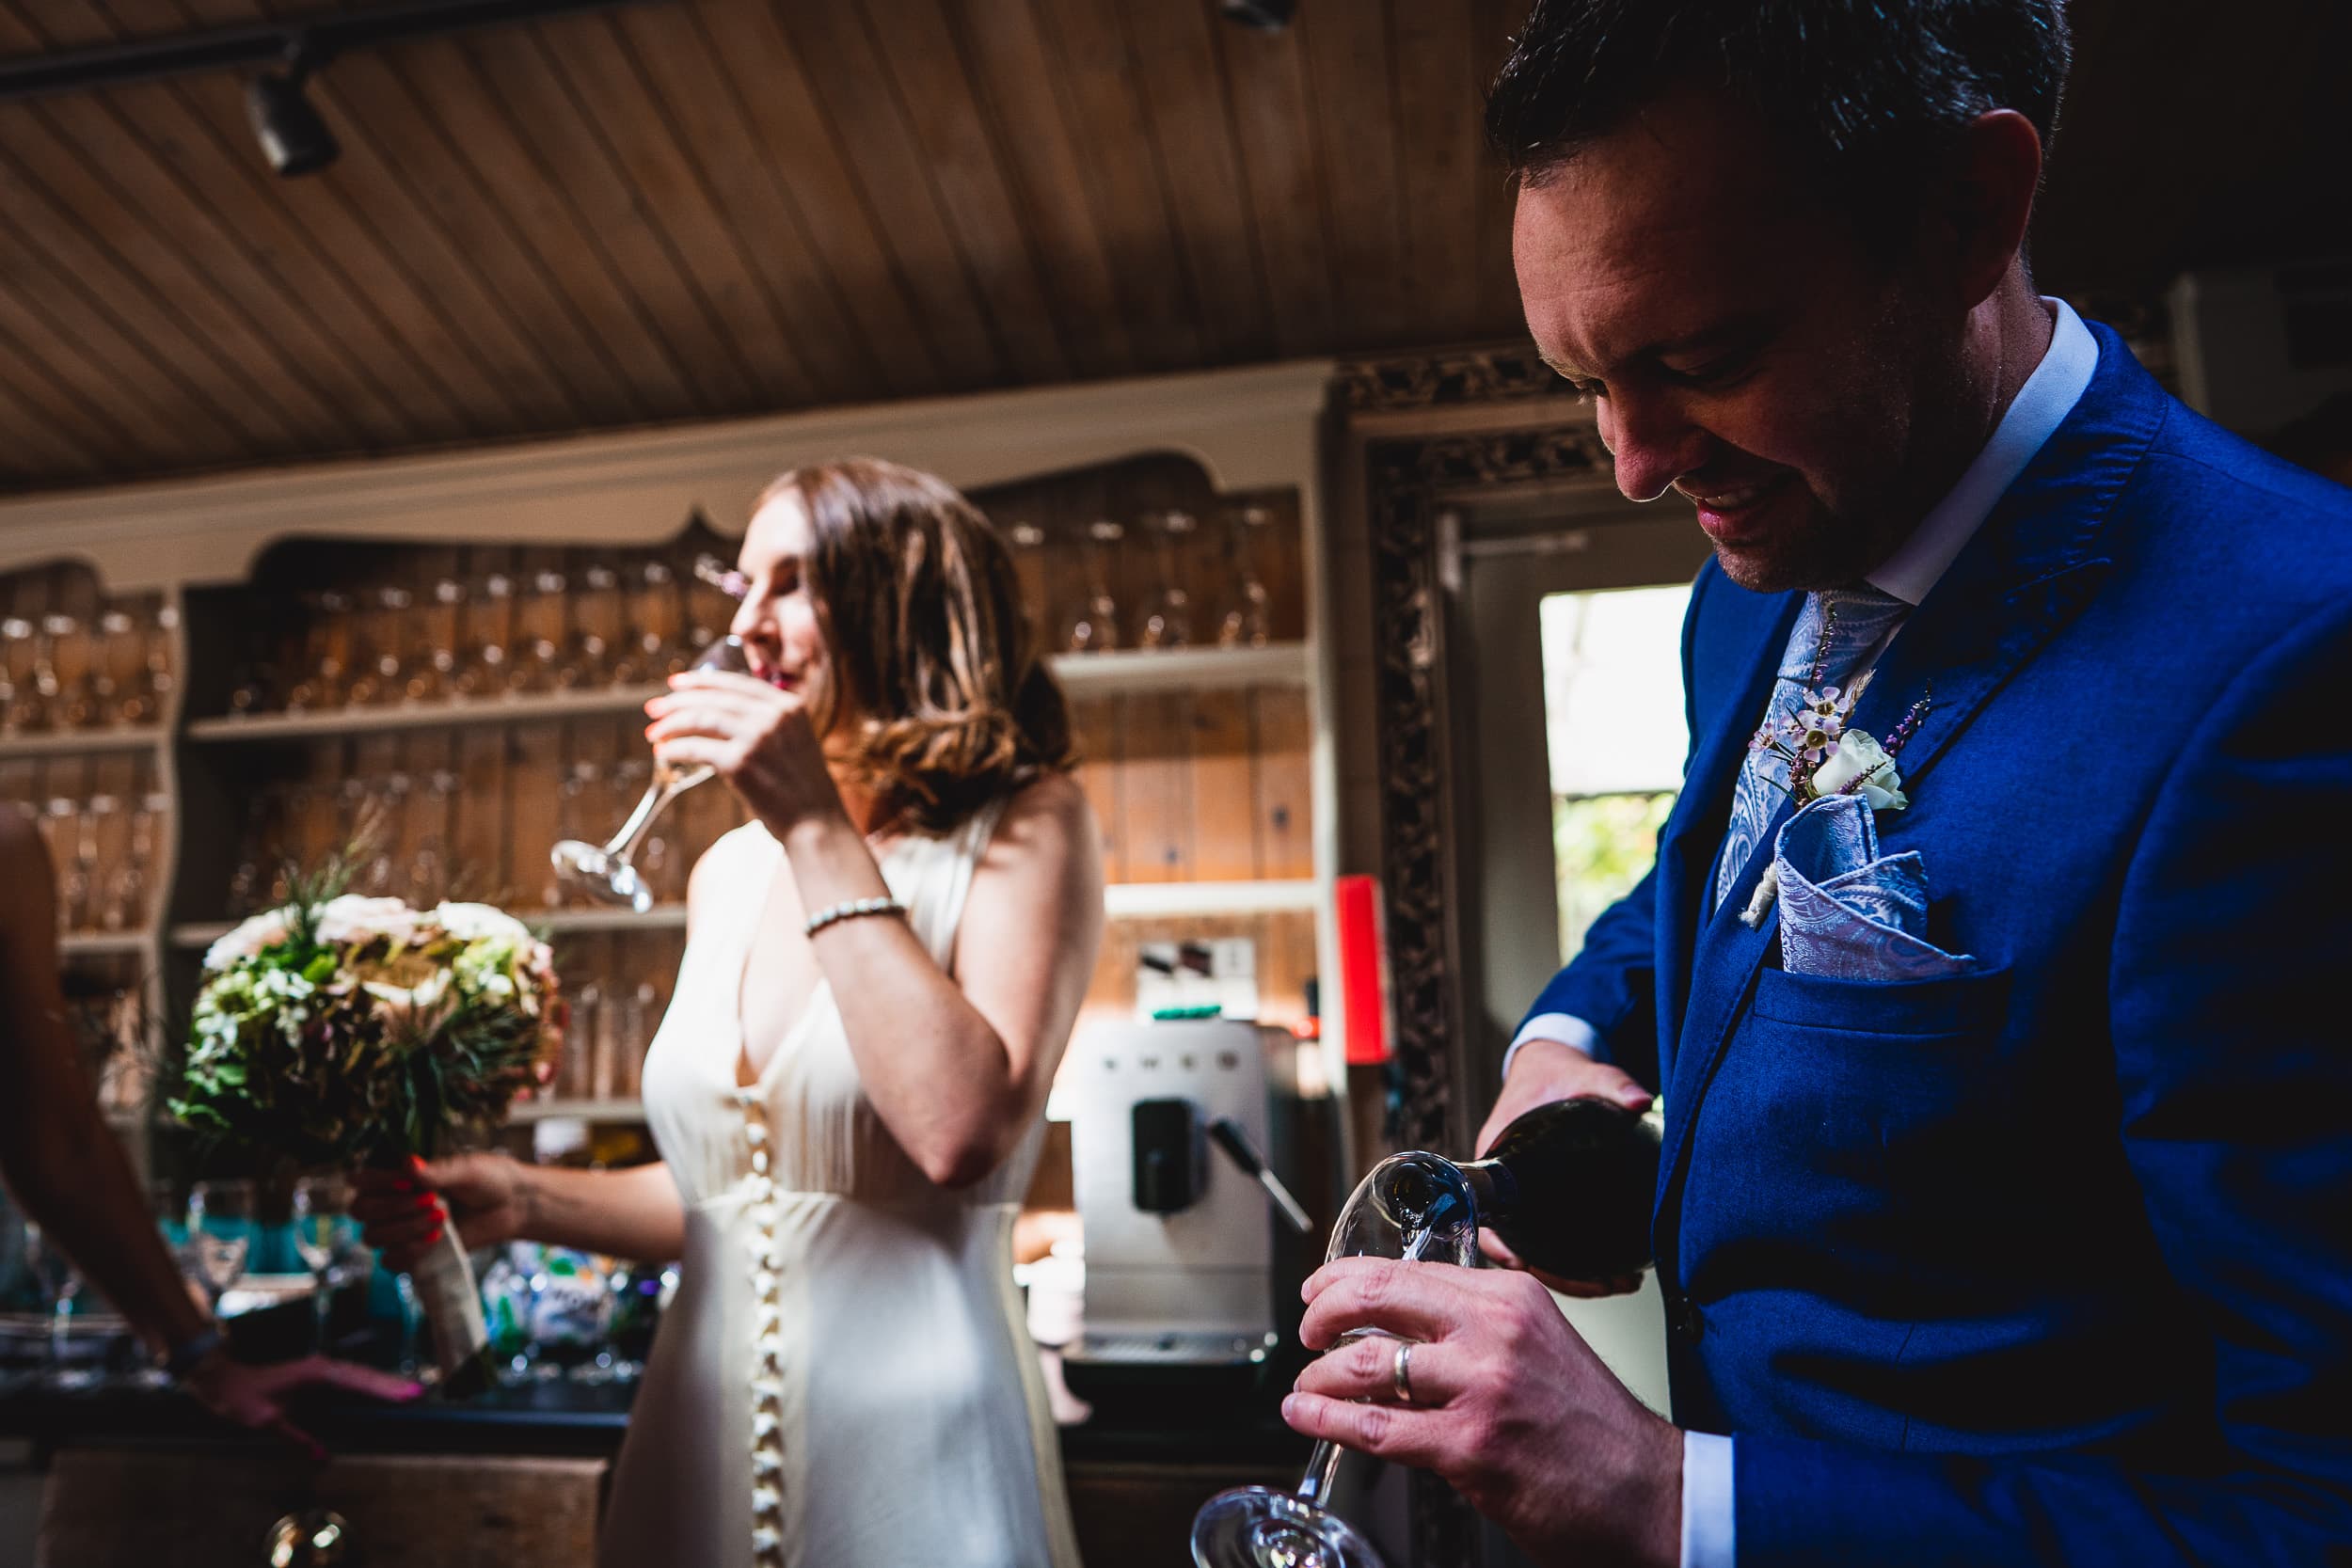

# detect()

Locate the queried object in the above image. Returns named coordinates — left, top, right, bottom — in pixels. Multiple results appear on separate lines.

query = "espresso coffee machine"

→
left=1062, top=1017, right=1312, bottom=1397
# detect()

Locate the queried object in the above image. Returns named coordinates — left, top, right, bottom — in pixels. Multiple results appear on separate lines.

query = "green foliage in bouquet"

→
left=171, top=854, right=562, bottom=1168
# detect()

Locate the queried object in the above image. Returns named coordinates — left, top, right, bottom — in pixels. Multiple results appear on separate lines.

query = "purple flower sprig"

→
left=1882, top=684, right=1935, bottom=758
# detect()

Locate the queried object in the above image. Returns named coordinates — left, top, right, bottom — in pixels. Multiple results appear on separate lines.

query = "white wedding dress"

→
left=597, top=805, right=1081, bottom=1568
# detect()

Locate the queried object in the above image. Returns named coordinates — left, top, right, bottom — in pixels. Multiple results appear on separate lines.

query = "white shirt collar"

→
left=1866, top=297, right=2099, bottom=606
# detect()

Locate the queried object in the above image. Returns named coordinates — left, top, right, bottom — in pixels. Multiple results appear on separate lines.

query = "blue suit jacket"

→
left=1521, top=324, right=2352, bottom=1565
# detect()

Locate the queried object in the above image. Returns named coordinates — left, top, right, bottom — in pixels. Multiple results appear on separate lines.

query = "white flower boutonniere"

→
left=1809, top=728, right=1909, bottom=812
left=1738, top=681, right=1934, bottom=928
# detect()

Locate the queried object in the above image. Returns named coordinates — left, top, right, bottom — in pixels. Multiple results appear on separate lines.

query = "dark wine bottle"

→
left=1458, top=1097, right=1661, bottom=1279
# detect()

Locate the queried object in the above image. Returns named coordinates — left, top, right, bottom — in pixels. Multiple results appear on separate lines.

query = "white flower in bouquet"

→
left=433, top=900, right=536, bottom=948
left=203, top=908, right=292, bottom=970
left=361, top=968, right=455, bottom=1022
left=316, top=894, right=425, bottom=948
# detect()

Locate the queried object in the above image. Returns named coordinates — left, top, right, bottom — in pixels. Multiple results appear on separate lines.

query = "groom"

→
left=1282, top=2, right=2352, bottom=1564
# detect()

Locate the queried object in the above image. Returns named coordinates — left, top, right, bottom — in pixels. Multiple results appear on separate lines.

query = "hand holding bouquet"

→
left=173, top=890, right=562, bottom=1386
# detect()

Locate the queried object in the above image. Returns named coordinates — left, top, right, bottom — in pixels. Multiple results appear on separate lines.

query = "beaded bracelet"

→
left=803, top=895, right=908, bottom=939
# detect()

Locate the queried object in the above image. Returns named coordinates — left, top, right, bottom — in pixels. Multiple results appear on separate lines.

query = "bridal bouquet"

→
left=173, top=888, right=563, bottom=1385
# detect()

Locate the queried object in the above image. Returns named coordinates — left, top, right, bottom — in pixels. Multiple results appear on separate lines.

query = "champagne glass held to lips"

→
left=548, top=635, right=754, bottom=912
left=1189, top=1097, right=1663, bottom=1568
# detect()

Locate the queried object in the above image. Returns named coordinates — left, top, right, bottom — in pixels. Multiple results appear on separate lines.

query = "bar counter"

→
left=0, top=1320, right=1311, bottom=1566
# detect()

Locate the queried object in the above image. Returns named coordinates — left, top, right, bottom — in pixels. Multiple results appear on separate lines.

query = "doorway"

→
left=1444, top=483, right=1712, bottom=1428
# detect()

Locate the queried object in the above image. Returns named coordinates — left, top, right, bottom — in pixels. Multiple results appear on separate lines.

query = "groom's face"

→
left=1515, top=82, right=1971, bottom=594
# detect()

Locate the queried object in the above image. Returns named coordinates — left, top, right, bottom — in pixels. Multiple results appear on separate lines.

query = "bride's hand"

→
left=644, top=670, right=850, bottom=840
left=352, top=1153, right=528, bottom=1272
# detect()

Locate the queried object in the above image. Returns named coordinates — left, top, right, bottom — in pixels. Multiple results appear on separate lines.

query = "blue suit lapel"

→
left=1651, top=323, right=2163, bottom=1246
left=1651, top=584, right=1801, bottom=1088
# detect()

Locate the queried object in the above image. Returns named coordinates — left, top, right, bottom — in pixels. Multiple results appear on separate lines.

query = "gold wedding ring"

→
left=1391, top=1339, right=1415, bottom=1404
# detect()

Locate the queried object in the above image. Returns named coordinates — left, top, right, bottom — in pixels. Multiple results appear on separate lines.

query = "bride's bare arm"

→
left=356, top=1156, right=687, bottom=1268
left=781, top=774, right=1104, bottom=1187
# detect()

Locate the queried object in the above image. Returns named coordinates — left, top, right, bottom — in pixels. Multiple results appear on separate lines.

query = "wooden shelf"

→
left=178, top=645, right=1312, bottom=742
left=507, top=1098, right=644, bottom=1124
left=184, top=684, right=668, bottom=742
left=175, top=905, right=690, bottom=950
left=1049, top=642, right=1311, bottom=695
left=177, top=887, right=1308, bottom=949
left=59, top=931, right=152, bottom=958
left=0, top=726, right=168, bottom=759
left=535, top=905, right=690, bottom=933
left=1102, top=879, right=1320, bottom=918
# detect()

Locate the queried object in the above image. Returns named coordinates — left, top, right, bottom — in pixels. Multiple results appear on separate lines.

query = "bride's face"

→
left=732, top=490, right=847, bottom=731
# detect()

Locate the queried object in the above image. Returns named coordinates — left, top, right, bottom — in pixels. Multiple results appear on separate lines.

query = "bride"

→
left=357, top=458, right=1104, bottom=1567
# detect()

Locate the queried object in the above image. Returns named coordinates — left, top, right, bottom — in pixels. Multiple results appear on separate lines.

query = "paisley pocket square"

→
left=1772, top=795, right=1979, bottom=983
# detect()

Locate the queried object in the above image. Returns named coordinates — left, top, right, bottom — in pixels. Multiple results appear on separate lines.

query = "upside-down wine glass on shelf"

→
left=548, top=634, right=754, bottom=912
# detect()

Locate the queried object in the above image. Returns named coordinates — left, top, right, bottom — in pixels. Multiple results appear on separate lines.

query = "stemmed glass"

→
left=185, top=1180, right=256, bottom=1312
left=549, top=635, right=753, bottom=912
left=1007, top=521, right=1051, bottom=631
left=291, top=1173, right=358, bottom=1354
left=0, top=615, right=34, bottom=736
left=21, top=1221, right=89, bottom=1386
left=454, top=571, right=516, bottom=697
left=1219, top=505, right=1277, bottom=649
left=1190, top=1152, right=1482, bottom=1568
left=1137, top=510, right=1199, bottom=651
left=1065, top=520, right=1125, bottom=654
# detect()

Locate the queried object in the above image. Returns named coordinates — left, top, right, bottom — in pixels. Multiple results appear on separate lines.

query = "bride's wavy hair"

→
left=761, top=457, right=1076, bottom=834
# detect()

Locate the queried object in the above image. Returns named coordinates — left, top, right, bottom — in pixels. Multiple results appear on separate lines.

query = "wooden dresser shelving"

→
left=0, top=361, right=1346, bottom=1153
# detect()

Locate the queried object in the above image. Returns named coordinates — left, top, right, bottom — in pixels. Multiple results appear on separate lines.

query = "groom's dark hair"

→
left=1486, top=0, right=2071, bottom=243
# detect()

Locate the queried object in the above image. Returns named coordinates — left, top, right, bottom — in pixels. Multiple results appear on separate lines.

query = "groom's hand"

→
left=1286, top=1258, right=1681, bottom=1568
left=1475, top=1041, right=1652, bottom=1297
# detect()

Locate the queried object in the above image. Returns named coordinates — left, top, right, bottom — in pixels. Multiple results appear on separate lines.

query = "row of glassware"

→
left=3, top=1176, right=358, bottom=1386
left=1008, top=504, right=1285, bottom=655
left=4, top=1186, right=669, bottom=1392
left=225, top=553, right=738, bottom=719
left=223, top=752, right=732, bottom=919
left=22, top=785, right=170, bottom=936
left=0, top=604, right=179, bottom=738
left=216, top=505, right=1290, bottom=722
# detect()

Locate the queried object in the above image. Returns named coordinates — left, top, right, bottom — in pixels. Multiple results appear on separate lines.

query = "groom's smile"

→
left=1514, top=80, right=1983, bottom=596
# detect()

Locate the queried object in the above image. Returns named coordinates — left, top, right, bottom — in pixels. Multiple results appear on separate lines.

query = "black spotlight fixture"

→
left=1220, top=0, right=1295, bottom=32
left=246, top=41, right=337, bottom=178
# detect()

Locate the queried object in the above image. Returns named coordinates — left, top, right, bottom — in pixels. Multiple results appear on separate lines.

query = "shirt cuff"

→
left=1500, top=1012, right=1599, bottom=1081
left=1680, top=1430, right=1735, bottom=1568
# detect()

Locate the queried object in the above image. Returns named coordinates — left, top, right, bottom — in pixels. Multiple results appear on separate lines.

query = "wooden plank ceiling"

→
left=0, top=0, right=2345, bottom=497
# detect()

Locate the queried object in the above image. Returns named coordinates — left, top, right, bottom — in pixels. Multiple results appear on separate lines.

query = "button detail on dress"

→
left=737, top=1091, right=788, bottom=1566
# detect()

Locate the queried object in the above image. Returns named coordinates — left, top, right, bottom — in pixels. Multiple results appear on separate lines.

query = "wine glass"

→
left=1064, top=520, right=1125, bottom=654
left=0, top=615, right=35, bottom=736
left=549, top=635, right=754, bottom=912
left=1136, top=510, right=1199, bottom=651
left=454, top=571, right=516, bottom=697
left=1191, top=1152, right=1482, bottom=1568
left=291, top=1173, right=357, bottom=1354
left=1006, top=521, right=1052, bottom=631
left=1218, top=505, right=1277, bottom=649
left=21, top=1221, right=88, bottom=1386
left=185, top=1180, right=256, bottom=1311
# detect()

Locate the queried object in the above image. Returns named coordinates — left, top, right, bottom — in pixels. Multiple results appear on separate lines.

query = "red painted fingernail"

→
left=427, top=1226, right=444, bottom=1244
